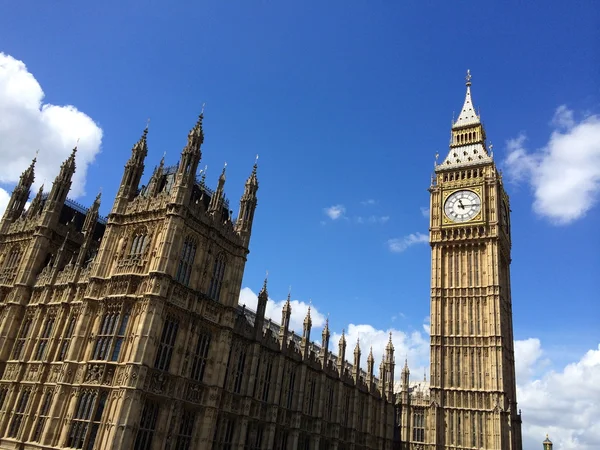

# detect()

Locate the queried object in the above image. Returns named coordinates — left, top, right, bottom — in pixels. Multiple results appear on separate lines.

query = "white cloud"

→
left=0, top=52, right=102, bottom=216
left=517, top=341, right=600, bottom=450
left=387, top=232, right=429, bottom=253
left=504, top=106, right=600, bottom=224
left=0, top=188, right=9, bottom=217
left=323, top=204, right=346, bottom=220
left=420, top=206, right=430, bottom=218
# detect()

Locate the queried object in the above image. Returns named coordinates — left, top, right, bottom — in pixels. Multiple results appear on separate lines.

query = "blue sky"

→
left=1, top=1, right=599, bottom=448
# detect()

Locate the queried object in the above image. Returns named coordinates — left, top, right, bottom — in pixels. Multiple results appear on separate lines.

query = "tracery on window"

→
left=174, top=409, right=195, bottom=450
left=8, top=388, right=31, bottom=438
left=190, top=331, right=211, bottom=382
left=66, top=389, right=108, bottom=449
left=129, top=227, right=149, bottom=258
left=155, top=317, right=179, bottom=371
left=92, top=303, right=131, bottom=361
left=57, top=315, right=77, bottom=361
left=11, top=317, right=33, bottom=360
left=133, top=399, right=159, bottom=450
left=32, top=389, right=54, bottom=442
left=213, top=415, right=235, bottom=450
left=34, top=315, right=56, bottom=360
left=176, top=237, right=197, bottom=286
left=208, top=253, right=226, bottom=301
left=1, top=245, right=22, bottom=279
left=412, top=409, right=425, bottom=442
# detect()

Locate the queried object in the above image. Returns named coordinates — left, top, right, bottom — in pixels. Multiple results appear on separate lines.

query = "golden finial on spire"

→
left=201, top=102, right=206, bottom=115
left=466, top=69, right=472, bottom=86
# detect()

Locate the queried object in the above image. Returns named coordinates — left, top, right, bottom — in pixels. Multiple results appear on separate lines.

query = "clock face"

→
left=444, top=190, right=482, bottom=223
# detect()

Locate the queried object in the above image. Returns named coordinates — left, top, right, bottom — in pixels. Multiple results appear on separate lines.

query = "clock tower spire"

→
left=426, top=71, right=522, bottom=450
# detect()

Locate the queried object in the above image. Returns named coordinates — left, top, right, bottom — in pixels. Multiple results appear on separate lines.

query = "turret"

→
left=171, top=113, right=203, bottom=206
left=254, top=276, right=268, bottom=340
left=146, top=155, right=165, bottom=197
left=353, top=338, right=361, bottom=382
left=26, top=185, right=45, bottom=218
left=366, top=347, right=374, bottom=386
left=112, top=128, right=148, bottom=214
left=76, top=192, right=101, bottom=267
left=543, top=434, right=553, bottom=450
left=321, top=317, right=330, bottom=362
left=208, top=164, right=227, bottom=217
left=41, top=147, right=77, bottom=227
left=235, top=157, right=259, bottom=245
left=0, top=156, right=36, bottom=231
left=279, top=291, right=291, bottom=350
left=400, top=359, right=410, bottom=404
left=337, top=330, right=346, bottom=374
left=385, top=332, right=395, bottom=397
left=301, top=305, right=312, bottom=360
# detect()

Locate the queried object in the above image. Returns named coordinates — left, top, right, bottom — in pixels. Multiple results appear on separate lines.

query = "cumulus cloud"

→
left=387, top=232, right=429, bottom=253
left=517, top=342, right=600, bottom=450
left=323, top=204, right=346, bottom=220
left=504, top=106, right=600, bottom=224
left=0, top=52, right=102, bottom=216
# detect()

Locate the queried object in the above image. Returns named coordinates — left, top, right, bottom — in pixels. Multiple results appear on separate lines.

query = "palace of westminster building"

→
left=0, top=72, right=524, bottom=450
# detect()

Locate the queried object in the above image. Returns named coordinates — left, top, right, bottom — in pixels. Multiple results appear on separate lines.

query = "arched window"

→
left=129, top=229, right=148, bottom=258
left=208, top=254, right=226, bottom=301
left=176, top=237, right=197, bottom=286
left=2, top=246, right=22, bottom=276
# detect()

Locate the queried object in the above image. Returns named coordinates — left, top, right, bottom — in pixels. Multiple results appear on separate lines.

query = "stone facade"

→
left=395, top=72, right=523, bottom=450
left=0, top=114, right=396, bottom=449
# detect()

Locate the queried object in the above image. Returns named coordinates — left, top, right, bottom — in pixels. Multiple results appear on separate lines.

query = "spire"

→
left=386, top=331, right=394, bottom=355
left=302, top=301, right=312, bottom=360
left=1, top=155, right=37, bottom=227
left=235, top=157, right=259, bottom=243
left=41, top=147, right=77, bottom=225
left=113, top=127, right=148, bottom=212
left=453, top=69, right=481, bottom=129
left=304, top=304, right=312, bottom=328
left=254, top=272, right=269, bottom=339
left=436, top=70, right=492, bottom=170
left=279, top=289, right=292, bottom=348
left=338, top=329, right=347, bottom=373
left=367, top=346, right=375, bottom=384
left=187, top=110, right=205, bottom=149
left=27, top=184, right=45, bottom=217
left=543, top=434, right=553, bottom=450
left=321, top=315, right=330, bottom=362
left=208, top=163, right=227, bottom=215
left=353, top=337, right=361, bottom=381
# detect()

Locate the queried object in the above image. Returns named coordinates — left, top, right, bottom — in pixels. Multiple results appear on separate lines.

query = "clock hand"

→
left=458, top=200, right=465, bottom=210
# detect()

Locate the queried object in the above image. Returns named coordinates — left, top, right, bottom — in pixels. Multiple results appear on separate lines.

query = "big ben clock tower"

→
left=428, top=71, right=523, bottom=450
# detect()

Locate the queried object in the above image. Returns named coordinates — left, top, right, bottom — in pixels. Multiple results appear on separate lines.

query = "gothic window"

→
left=257, top=356, right=273, bottom=402
left=412, top=409, right=425, bottom=442
left=471, top=349, right=475, bottom=388
left=0, top=387, right=8, bottom=411
left=133, top=399, right=159, bottom=450
left=324, top=382, right=334, bottom=421
left=479, top=413, right=484, bottom=447
left=58, top=316, right=77, bottom=361
left=2, top=246, right=22, bottom=276
left=8, top=388, right=31, bottom=438
left=449, top=412, right=454, bottom=444
left=155, top=317, right=179, bottom=371
left=273, top=428, right=288, bottom=450
left=467, top=252, right=473, bottom=285
left=285, top=367, right=296, bottom=409
left=231, top=347, right=247, bottom=394
left=129, top=229, right=149, bottom=258
left=457, top=413, right=462, bottom=446
left=174, top=409, right=195, bottom=450
left=213, top=416, right=235, bottom=450
left=176, top=237, right=197, bottom=286
left=32, top=390, right=54, bottom=442
left=34, top=316, right=55, bottom=360
left=11, top=317, right=33, bottom=360
left=448, top=254, right=453, bottom=287
left=244, top=423, right=264, bottom=450
left=474, top=250, right=480, bottom=285
left=190, top=331, right=211, bottom=382
left=343, top=390, right=351, bottom=427
left=92, top=304, right=131, bottom=361
left=66, top=390, right=107, bottom=449
left=306, top=376, right=316, bottom=415
left=208, top=254, right=226, bottom=301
